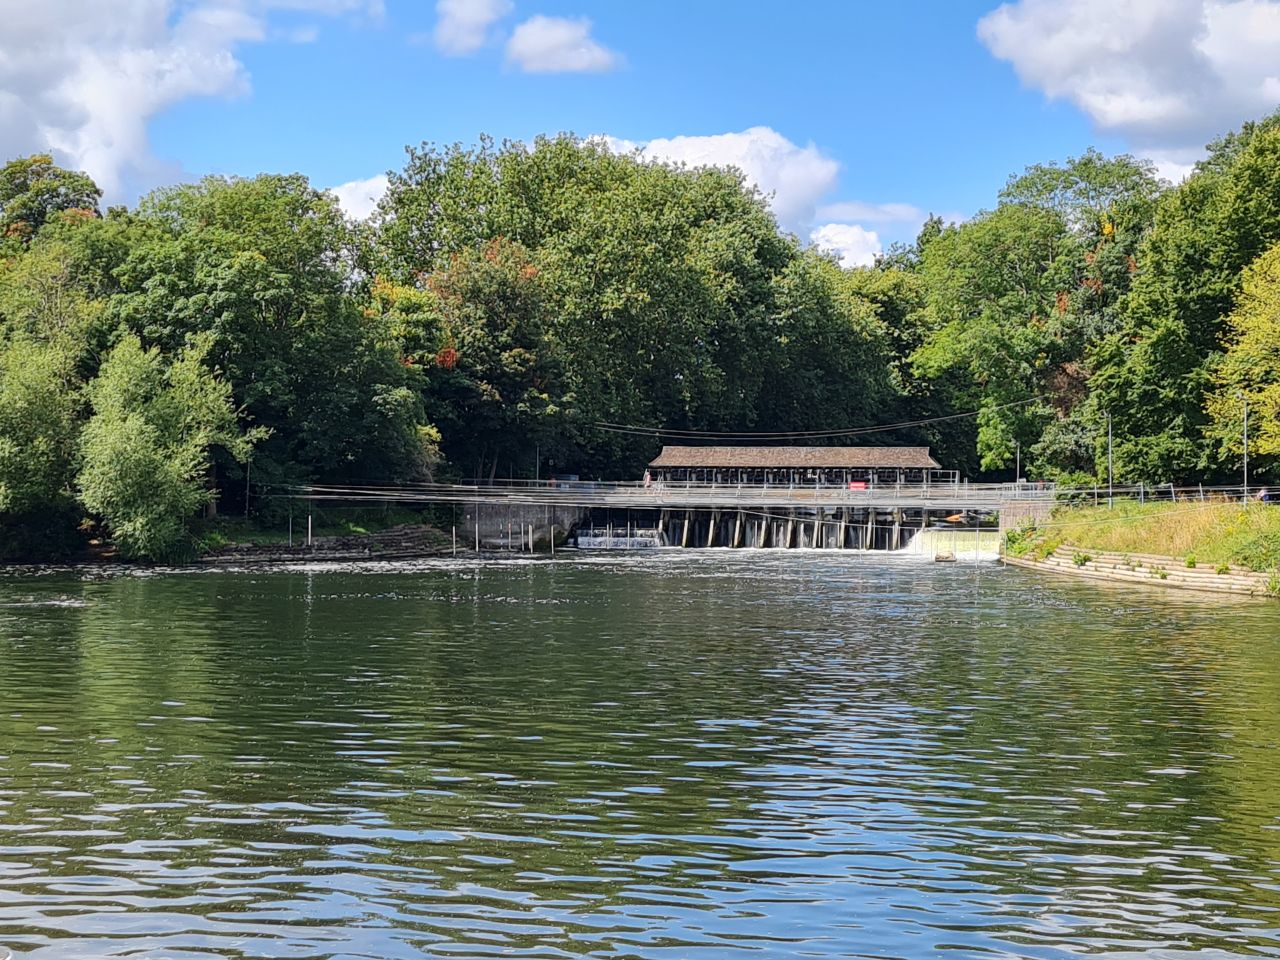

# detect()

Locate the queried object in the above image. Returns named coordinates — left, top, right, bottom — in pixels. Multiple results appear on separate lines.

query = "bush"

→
left=1072, top=551, right=1092, bottom=567
left=1185, top=554, right=1197, bottom=568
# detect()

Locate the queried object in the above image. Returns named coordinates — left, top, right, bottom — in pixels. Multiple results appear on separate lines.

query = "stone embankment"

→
left=1004, top=545, right=1278, bottom=597
left=200, top=524, right=453, bottom=564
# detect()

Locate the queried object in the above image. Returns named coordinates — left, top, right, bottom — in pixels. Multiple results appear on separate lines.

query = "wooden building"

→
left=647, top=445, right=950, bottom=486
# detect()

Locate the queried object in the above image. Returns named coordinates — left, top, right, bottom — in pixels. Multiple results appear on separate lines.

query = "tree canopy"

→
left=1, top=113, right=1280, bottom=559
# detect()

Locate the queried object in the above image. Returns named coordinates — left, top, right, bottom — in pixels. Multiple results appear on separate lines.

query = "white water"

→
left=901, top=527, right=1003, bottom=561
left=575, top=536, right=663, bottom=550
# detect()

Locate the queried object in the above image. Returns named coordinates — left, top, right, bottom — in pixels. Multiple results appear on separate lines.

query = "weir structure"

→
left=296, top=446, right=1055, bottom=551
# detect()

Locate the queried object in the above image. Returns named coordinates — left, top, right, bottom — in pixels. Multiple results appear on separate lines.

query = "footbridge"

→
left=294, top=480, right=1057, bottom=551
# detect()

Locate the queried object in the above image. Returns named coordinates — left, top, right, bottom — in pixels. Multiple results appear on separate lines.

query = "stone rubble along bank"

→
left=199, top=524, right=452, bottom=564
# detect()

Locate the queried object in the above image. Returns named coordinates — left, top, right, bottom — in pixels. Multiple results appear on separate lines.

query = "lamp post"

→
left=1106, top=412, right=1113, bottom=509
left=1239, top=392, right=1250, bottom=499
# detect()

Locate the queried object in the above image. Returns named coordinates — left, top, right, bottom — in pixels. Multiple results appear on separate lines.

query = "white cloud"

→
left=329, top=172, right=388, bottom=220
left=0, top=0, right=383, bottom=200
left=505, top=15, right=620, bottom=73
left=432, top=0, right=511, bottom=55
left=602, top=126, right=839, bottom=233
left=815, top=200, right=926, bottom=224
left=809, top=223, right=882, bottom=268
left=978, top=0, right=1280, bottom=167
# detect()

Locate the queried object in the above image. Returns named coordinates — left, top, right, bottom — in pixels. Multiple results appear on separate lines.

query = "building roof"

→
left=648, top=445, right=942, bottom=470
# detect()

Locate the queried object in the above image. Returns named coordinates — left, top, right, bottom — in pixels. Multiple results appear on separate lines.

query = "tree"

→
left=1207, top=242, right=1280, bottom=470
left=1092, top=114, right=1280, bottom=483
left=371, top=134, right=898, bottom=477
left=406, top=239, right=568, bottom=480
left=0, top=155, right=101, bottom=245
left=78, top=334, right=253, bottom=561
left=909, top=150, right=1163, bottom=479
left=108, top=174, right=430, bottom=497
left=0, top=337, right=82, bottom=558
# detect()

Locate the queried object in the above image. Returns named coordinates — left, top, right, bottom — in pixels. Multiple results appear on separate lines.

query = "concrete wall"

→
left=998, top=499, right=1053, bottom=533
left=463, top=502, right=587, bottom=549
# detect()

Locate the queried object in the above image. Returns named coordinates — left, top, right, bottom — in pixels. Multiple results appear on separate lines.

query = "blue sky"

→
left=4, top=0, right=1279, bottom=263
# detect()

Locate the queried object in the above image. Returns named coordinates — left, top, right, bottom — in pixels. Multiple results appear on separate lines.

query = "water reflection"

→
left=0, top=553, right=1278, bottom=958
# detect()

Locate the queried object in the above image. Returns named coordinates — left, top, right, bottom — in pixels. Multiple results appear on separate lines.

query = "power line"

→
left=591, top=395, right=1050, bottom=441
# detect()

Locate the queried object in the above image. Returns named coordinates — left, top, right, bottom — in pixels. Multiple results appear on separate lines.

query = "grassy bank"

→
left=1006, top=501, right=1280, bottom=572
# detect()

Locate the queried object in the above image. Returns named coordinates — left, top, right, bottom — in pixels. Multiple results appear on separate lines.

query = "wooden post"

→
left=758, top=513, right=768, bottom=548
left=307, top=512, right=312, bottom=547
left=681, top=511, right=691, bottom=548
left=732, top=510, right=743, bottom=548
left=706, top=510, right=719, bottom=548
left=837, top=510, right=846, bottom=549
left=452, top=525, right=456, bottom=556
left=785, top=511, right=795, bottom=549
left=865, top=510, right=874, bottom=550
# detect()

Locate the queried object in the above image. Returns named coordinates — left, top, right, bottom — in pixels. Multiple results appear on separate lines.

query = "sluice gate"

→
left=570, top=506, right=988, bottom=552
left=634, top=507, right=989, bottom=550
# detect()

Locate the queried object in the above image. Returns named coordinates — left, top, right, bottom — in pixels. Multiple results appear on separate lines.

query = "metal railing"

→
left=287, top=478, right=1060, bottom=510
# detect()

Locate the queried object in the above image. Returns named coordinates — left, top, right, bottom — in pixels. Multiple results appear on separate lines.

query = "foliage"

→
left=1091, top=115, right=1280, bottom=483
left=1021, top=501, right=1280, bottom=572
left=4, top=113, right=1280, bottom=560
left=77, top=334, right=254, bottom=561
left=0, top=154, right=101, bottom=246
left=372, top=134, right=897, bottom=476
left=1207, top=242, right=1280, bottom=461
left=913, top=150, right=1162, bottom=478
left=0, top=337, right=83, bottom=558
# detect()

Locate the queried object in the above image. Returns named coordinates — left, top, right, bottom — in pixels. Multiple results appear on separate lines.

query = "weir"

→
left=296, top=443, right=1055, bottom=552
left=650, top=506, right=990, bottom=550
left=545, top=505, right=1006, bottom=552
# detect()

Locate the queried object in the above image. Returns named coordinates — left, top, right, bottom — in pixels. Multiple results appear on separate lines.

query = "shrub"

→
left=1072, top=551, right=1092, bottom=567
left=1185, top=554, right=1197, bottom=568
left=1216, top=563, right=1231, bottom=575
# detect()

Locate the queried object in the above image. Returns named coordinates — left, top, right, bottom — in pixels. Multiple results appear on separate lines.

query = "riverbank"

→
left=1003, top=501, right=1280, bottom=597
left=198, top=522, right=454, bottom=564
left=1004, top=546, right=1279, bottom=597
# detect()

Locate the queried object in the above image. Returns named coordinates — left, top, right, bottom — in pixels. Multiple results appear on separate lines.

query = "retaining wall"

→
left=1003, top=545, right=1277, bottom=597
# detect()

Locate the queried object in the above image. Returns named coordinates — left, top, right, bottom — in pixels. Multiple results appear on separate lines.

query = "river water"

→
left=1, top=552, right=1279, bottom=959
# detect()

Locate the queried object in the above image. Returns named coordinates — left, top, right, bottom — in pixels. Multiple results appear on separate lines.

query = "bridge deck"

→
left=297, top=480, right=1057, bottom=512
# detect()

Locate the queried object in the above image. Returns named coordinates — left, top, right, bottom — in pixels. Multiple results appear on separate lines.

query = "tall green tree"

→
left=911, top=150, right=1162, bottom=478
left=0, top=155, right=101, bottom=246
left=1206, top=241, right=1280, bottom=471
left=108, top=174, right=430, bottom=495
left=78, top=334, right=254, bottom=561
left=0, top=337, right=82, bottom=558
left=1092, top=114, right=1280, bottom=483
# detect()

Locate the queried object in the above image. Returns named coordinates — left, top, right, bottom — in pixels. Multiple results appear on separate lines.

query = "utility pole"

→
left=1106, top=412, right=1114, bottom=509
left=1242, top=393, right=1250, bottom=499
left=1015, top=440, right=1021, bottom=485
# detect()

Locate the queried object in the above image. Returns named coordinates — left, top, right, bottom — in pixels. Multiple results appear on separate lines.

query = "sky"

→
left=3, top=0, right=1280, bottom=266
